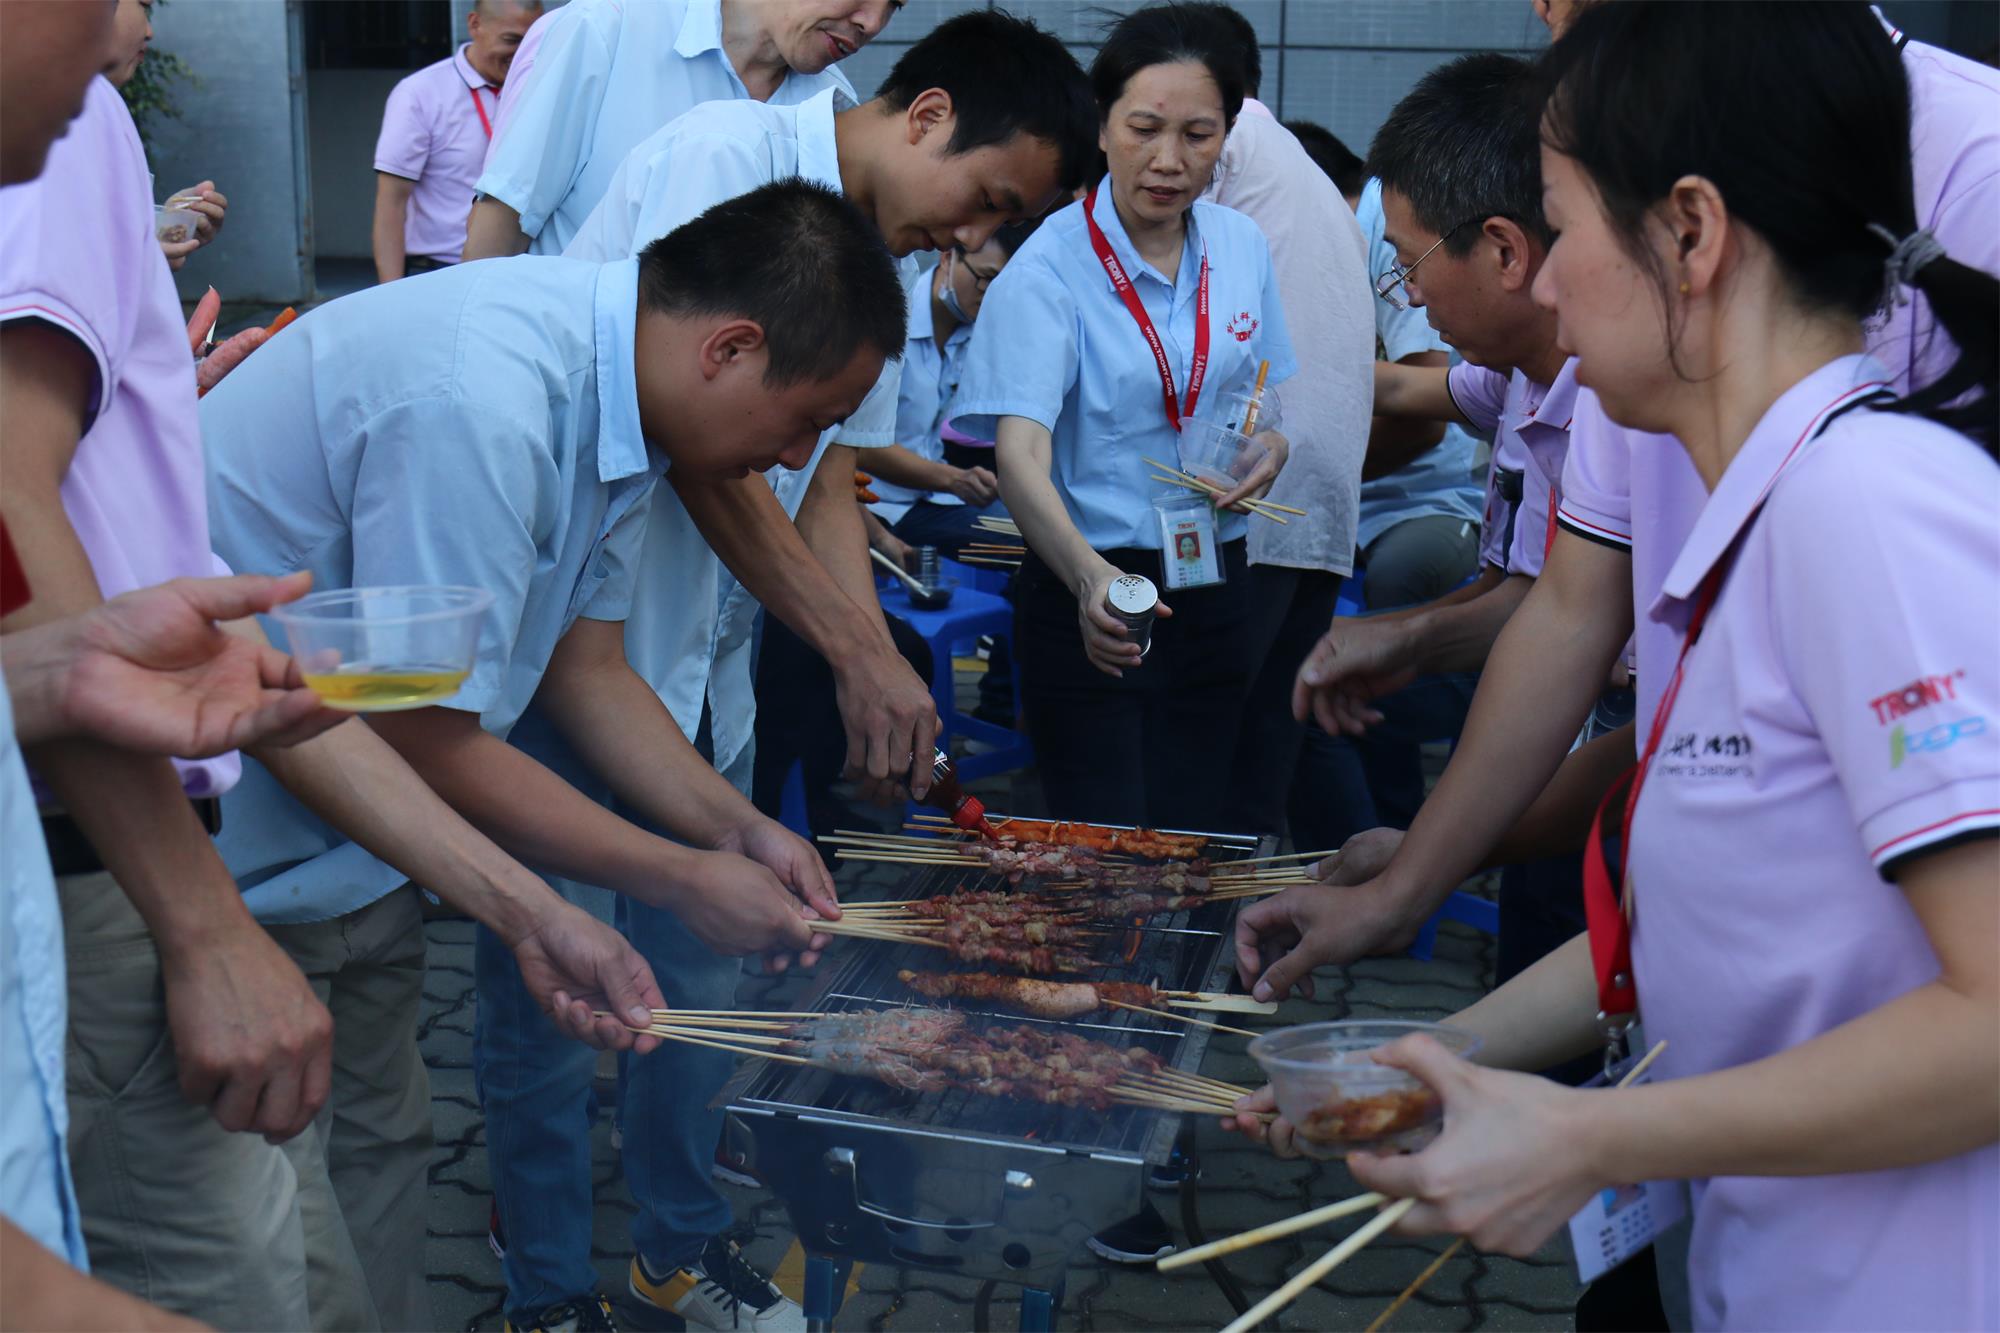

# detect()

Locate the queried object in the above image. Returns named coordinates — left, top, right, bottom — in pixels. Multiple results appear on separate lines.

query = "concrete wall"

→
left=309, top=68, right=407, bottom=257
left=150, top=0, right=310, bottom=304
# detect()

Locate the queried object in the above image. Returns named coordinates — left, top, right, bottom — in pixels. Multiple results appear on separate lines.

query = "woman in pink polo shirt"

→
left=1337, top=5, right=1998, bottom=1329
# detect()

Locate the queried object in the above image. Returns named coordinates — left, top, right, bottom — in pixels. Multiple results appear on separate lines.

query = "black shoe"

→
left=504, top=1293, right=620, bottom=1333
left=1086, top=1203, right=1177, bottom=1264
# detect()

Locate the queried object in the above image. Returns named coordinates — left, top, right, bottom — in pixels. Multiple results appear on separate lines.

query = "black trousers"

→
left=1223, top=564, right=1343, bottom=836
left=1013, top=539, right=1255, bottom=830
left=751, top=613, right=935, bottom=841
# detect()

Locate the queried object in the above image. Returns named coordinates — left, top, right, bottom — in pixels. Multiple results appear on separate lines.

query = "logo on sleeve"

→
left=1225, top=311, right=1259, bottom=342
left=1890, top=715, right=1986, bottom=768
left=1868, top=670, right=1966, bottom=725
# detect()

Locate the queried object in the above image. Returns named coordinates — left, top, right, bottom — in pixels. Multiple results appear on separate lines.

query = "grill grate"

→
left=730, top=823, right=1267, bottom=1162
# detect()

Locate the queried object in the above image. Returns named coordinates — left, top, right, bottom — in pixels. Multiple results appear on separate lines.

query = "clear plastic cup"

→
left=271, top=586, right=493, bottom=712
left=1176, top=414, right=1270, bottom=491
left=155, top=204, right=199, bottom=245
left=908, top=573, right=957, bottom=611
left=1249, top=1021, right=1482, bottom=1157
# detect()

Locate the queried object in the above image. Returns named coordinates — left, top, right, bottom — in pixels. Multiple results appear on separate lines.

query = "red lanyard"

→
left=1542, top=478, right=1561, bottom=562
left=0, top=520, right=28, bottom=617
left=1582, top=566, right=1723, bottom=1026
left=1581, top=377, right=1892, bottom=1031
left=1083, top=182, right=1210, bottom=432
left=468, top=84, right=494, bottom=139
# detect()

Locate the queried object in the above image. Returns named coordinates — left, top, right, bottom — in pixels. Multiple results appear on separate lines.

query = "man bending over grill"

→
left=198, top=180, right=902, bottom=1333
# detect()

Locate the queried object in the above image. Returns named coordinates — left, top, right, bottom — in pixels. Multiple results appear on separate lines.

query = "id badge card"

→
left=1565, top=1052, right=1689, bottom=1283
left=1155, top=495, right=1223, bottom=590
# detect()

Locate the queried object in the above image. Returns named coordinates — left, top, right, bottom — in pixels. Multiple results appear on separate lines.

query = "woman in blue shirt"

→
left=953, top=1, right=1296, bottom=829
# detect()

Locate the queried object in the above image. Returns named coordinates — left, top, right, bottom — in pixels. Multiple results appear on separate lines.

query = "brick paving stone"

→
left=416, top=760, right=1586, bottom=1331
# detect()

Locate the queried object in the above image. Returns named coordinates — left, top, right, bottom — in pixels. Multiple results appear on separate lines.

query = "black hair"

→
left=1542, top=1, right=1996, bottom=449
left=1200, top=1, right=1263, bottom=99
left=638, top=178, right=905, bottom=388
left=876, top=8, right=1096, bottom=194
left=1367, top=52, right=1548, bottom=254
left=992, top=216, right=1043, bottom=259
left=1091, top=2, right=1249, bottom=131
left=1285, top=120, right=1367, bottom=199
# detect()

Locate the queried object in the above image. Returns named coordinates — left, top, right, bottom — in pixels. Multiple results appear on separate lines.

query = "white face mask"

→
left=938, top=251, right=972, bottom=323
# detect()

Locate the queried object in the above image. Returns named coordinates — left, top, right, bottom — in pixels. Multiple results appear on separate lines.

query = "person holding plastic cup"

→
left=951, top=1, right=1295, bottom=832
left=1235, top=7, right=1996, bottom=1328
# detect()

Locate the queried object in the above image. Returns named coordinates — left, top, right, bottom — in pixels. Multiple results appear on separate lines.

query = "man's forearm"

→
left=362, top=709, right=699, bottom=910
left=674, top=469, right=890, bottom=659
left=251, top=717, right=549, bottom=946
left=1361, top=414, right=1447, bottom=481
left=462, top=196, right=530, bottom=261
left=796, top=445, right=894, bottom=630
left=370, top=179, right=410, bottom=284
left=1, top=617, right=84, bottom=745
left=1, top=1217, right=203, bottom=1332
left=1484, top=723, right=1633, bottom=867
left=533, top=625, right=759, bottom=849
left=865, top=443, right=957, bottom=495
left=1398, top=573, right=1533, bottom=674
left=1381, top=535, right=1634, bottom=915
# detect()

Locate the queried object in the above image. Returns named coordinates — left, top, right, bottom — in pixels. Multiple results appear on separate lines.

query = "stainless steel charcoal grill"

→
left=721, top=823, right=1272, bottom=1331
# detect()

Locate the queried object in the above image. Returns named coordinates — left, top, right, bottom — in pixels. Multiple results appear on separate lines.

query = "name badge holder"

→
left=1155, top=494, right=1224, bottom=590
left=1564, top=1044, right=1689, bottom=1284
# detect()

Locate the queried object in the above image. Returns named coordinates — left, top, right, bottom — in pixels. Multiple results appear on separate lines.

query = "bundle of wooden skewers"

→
left=973, top=514, right=1020, bottom=539
left=820, top=827, right=1326, bottom=892
left=611, top=1005, right=1262, bottom=1117
left=1143, top=455, right=1306, bottom=526
left=959, top=539, right=1024, bottom=570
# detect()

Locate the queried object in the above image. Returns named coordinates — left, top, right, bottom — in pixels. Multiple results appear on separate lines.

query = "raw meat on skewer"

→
left=897, top=970, right=1162, bottom=1019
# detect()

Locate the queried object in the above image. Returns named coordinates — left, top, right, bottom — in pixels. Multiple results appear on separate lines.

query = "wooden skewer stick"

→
left=1239, top=359, right=1272, bottom=436
left=1219, top=1199, right=1418, bottom=1333
left=1147, top=472, right=1290, bottom=525
left=1144, top=1066, right=1257, bottom=1094
left=1104, top=999, right=1257, bottom=1038
left=1359, top=1040, right=1669, bottom=1331
left=1160, top=1193, right=1390, bottom=1272
left=833, top=851, right=977, bottom=866
left=869, top=547, right=930, bottom=597
left=649, top=1008, right=826, bottom=1018
left=1218, top=849, right=1336, bottom=867
left=644, top=1024, right=794, bottom=1047
left=1140, top=457, right=1305, bottom=518
left=634, top=1028, right=816, bottom=1066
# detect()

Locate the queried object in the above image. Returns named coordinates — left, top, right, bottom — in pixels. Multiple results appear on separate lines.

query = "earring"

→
left=1679, top=281, right=1691, bottom=296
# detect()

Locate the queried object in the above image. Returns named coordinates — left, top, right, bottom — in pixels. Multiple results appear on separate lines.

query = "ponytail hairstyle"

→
left=1540, top=1, right=1996, bottom=452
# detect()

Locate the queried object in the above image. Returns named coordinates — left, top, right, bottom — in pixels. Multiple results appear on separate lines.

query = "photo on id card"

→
left=1156, top=495, right=1222, bottom=589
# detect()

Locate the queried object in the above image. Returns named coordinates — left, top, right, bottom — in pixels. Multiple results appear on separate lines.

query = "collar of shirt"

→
left=452, top=42, right=495, bottom=92
left=1511, top=354, right=1579, bottom=437
left=794, top=87, right=841, bottom=185
left=1088, top=180, right=1205, bottom=308
left=1656, top=352, right=1892, bottom=608
left=592, top=258, right=655, bottom=482
left=675, top=0, right=726, bottom=58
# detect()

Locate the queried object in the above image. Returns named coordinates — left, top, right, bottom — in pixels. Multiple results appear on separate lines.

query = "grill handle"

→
left=824, top=1147, right=1034, bottom=1231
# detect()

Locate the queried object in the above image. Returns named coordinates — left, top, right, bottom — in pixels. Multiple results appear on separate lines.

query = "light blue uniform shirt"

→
left=202, top=258, right=660, bottom=924
left=477, top=0, right=855, bottom=256
left=0, top=677, right=87, bottom=1270
left=952, top=191, right=1297, bottom=551
left=1353, top=178, right=1483, bottom=549
left=561, top=90, right=898, bottom=781
left=871, top=262, right=977, bottom=525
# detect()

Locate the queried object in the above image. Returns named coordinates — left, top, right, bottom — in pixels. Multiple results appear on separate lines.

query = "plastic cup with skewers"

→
left=1249, top=1020, right=1481, bottom=1158
left=272, top=585, right=492, bottom=712
left=1177, top=387, right=1282, bottom=491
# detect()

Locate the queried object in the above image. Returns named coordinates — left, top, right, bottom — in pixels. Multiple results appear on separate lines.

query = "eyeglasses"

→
left=1373, top=217, right=1479, bottom=311
left=951, top=247, right=1001, bottom=290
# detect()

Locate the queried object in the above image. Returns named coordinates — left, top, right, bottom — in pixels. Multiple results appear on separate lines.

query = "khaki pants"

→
left=61, top=870, right=320, bottom=1331
left=268, top=886, right=434, bottom=1333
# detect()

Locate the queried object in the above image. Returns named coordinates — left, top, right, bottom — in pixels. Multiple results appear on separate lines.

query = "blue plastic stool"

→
left=878, top=572, right=1032, bottom=784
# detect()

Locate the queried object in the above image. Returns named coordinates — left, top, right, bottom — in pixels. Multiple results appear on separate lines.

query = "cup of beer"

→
left=273, top=586, right=493, bottom=711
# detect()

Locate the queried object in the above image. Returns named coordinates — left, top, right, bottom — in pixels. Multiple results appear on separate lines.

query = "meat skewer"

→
left=897, top=969, right=1164, bottom=1019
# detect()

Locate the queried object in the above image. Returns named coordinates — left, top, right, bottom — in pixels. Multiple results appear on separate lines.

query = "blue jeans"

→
left=886, top=498, right=1008, bottom=561
left=475, top=895, right=739, bottom=1311
left=473, top=710, right=741, bottom=1313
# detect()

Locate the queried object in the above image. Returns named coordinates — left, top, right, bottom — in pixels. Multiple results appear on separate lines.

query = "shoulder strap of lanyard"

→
left=469, top=84, right=494, bottom=140
left=1581, top=384, right=1894, bottom=1032
left=1082, top=182, right=1209, bottom=432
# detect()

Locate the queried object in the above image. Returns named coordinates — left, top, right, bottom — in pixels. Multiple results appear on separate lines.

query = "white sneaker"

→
left=629, top=1237, right=805, bottom=1332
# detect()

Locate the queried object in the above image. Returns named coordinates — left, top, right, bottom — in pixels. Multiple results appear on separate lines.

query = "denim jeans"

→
left=886, top=497, right=1009, bottom=561
left=475, top=892, right=740, bottom=1312
left=473, top=708, right=742, bottom=1314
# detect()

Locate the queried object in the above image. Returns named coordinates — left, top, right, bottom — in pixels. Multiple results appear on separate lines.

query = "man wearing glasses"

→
left=864, top=227, right=1034, bottom=558
left=1269, top=54, right=1620, bottom=985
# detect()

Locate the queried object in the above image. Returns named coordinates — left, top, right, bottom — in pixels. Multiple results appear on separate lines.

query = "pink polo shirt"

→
left=1620, top=354, right=1999, bottom=1330
left=0, top=77, right=239, bottom=798
left=1448, top=358, right=1578, bottom=578
left=374, top=44, right=498, bottom=263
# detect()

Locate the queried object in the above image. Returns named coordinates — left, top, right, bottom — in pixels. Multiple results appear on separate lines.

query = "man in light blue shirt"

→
left=201, top=181, right=907, bottom=1333
left=507, top=19, right=1092, bottom=1327
left=465, top=0, right=896, bottom=259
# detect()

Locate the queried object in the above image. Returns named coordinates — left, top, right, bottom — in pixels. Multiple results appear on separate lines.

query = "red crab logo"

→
left=1225, top=310, right=1258, bottom=342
